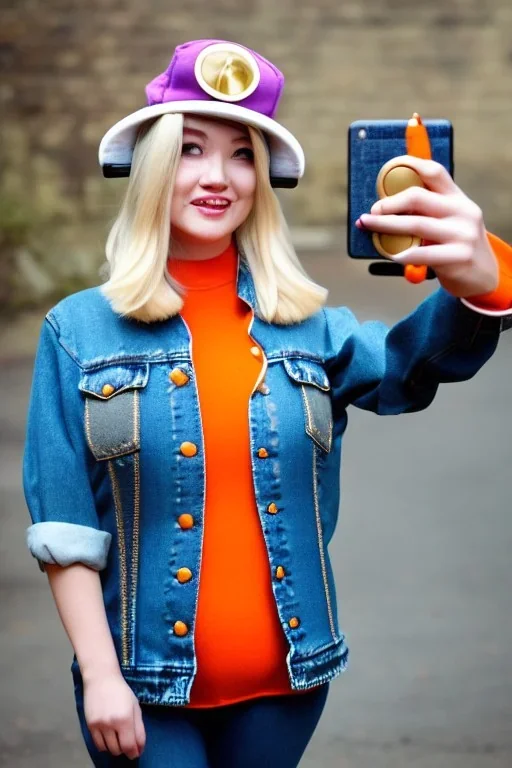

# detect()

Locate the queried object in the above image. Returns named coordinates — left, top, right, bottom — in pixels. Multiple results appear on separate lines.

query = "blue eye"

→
left=182, top=143, right=202, bottom=156
left=235, top=147, right=254, bottom=161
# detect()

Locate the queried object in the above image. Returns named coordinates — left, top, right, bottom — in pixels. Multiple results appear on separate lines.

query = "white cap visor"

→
left=98, top=100, right=305, bottom=187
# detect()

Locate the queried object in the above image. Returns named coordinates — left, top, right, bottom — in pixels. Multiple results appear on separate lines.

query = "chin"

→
left=173, top=219, right=238, bottom=244
left=185, top=228, right=232, bottom=244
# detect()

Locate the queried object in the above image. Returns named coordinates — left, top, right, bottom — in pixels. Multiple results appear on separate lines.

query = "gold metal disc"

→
left=194, top=43, right=260, bottom=102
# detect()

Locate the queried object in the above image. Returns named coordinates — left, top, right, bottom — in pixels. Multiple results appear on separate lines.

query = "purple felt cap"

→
left=99, top=40, right=304, bottom=186
left=145, top=39, right=284, bottom=119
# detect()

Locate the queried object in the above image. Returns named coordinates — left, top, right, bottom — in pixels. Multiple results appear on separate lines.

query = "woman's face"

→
left=170, top=115, right=257, bottom=249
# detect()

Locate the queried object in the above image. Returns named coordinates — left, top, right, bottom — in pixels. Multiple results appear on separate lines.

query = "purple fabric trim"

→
left=145, top=39, right=284, bottom=119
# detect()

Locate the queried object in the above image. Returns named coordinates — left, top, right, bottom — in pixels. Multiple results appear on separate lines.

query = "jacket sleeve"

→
left=324, top=287, right=502, bottom=416
left=23, top=315, right=112, bottom=572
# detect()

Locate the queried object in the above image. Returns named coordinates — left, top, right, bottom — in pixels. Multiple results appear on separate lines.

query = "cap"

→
left=98, top=39, right=305, bottom=188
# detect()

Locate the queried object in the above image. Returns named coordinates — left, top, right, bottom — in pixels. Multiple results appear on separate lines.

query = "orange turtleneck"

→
left=168, top=240, right=292, bottom=708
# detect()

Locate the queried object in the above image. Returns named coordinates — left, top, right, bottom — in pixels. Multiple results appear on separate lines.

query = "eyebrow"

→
left=183, top=126, right=251, bottom=143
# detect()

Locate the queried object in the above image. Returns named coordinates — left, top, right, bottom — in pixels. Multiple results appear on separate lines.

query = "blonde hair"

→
left=102, top=113, right=328, bottom=324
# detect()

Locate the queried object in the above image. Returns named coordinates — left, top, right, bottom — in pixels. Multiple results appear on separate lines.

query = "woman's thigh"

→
left=137, top=705, right=210, bottom=768
left=73, top=673, right=327, bottom=767
left=205, top=684, right=329, bottom=768
left=72, top=674, right=210, bottom=767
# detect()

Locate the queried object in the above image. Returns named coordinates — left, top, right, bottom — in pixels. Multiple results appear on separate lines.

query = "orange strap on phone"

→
left=404, top=113, right=431, bottom=284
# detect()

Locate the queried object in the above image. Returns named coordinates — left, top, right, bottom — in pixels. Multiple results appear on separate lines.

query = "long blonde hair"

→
left=102, top=113, right=327, bottom=324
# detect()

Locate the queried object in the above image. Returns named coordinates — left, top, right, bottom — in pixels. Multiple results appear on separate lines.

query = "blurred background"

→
left=1, top=1, right=511, bottom=766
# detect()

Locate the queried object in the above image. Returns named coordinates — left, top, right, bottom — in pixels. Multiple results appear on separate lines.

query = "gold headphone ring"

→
left=194, top=42, right=260, bottom=102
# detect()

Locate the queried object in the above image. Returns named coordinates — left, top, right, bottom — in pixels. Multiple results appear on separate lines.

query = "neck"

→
left=170, top=233, right=234, bottom=262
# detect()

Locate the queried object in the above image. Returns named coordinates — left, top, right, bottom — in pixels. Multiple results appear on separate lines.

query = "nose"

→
left=199, top=151, right=229, bottom=190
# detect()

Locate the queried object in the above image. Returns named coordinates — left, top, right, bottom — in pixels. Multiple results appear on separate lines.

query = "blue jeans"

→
left=73, top=673, right=329, bottom=768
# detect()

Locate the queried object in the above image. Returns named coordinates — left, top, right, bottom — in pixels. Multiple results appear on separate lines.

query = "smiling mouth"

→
left=191, top=199, right=231, bottom=208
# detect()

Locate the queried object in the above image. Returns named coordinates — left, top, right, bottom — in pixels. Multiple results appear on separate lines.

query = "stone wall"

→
left=1, top=0, right=511, bottom=309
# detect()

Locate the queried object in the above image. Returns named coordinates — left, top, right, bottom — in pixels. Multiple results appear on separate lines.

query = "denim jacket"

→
left=23, top=260, right=504, bottom=705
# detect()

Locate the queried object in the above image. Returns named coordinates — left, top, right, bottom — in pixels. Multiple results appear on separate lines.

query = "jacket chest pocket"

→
left=283, top=358, right=333, bottom=453
left=79, top=364, right=149, bottom=461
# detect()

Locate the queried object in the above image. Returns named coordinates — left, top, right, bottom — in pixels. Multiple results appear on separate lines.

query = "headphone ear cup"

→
left=270, top=177, right=298, bottom=189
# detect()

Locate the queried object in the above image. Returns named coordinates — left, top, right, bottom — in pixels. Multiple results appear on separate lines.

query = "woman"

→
left=23, top=39, right=511, bottom=767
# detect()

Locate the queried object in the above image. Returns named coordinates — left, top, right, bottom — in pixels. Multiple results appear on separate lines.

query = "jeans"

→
left=73, top=674, right=329, bottom=768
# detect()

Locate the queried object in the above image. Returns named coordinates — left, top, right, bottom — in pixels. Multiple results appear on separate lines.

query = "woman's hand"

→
left=83, top=671, right=146, bottom=760
left=357, top=155, right=499, bottom=298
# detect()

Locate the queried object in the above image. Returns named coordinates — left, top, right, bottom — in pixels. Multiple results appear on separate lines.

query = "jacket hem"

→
left=288, top=635, right=349, bottom=690
left=71, top=637, right=349, bottom=707
left=122, top=667, right=194, bottom=705
left=71, top=658, right=195, bottom=706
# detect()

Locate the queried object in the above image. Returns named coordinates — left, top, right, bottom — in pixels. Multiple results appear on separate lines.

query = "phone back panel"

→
left=348, top=119, right=453, bottom=259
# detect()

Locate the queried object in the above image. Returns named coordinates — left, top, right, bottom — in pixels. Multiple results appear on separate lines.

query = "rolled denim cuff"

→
left=460, top=298, right=512, bottom=332
left=26, top=522, right=112, bottom=572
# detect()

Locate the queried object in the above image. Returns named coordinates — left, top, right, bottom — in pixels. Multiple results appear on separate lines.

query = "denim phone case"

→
left=347, top=119, right=453, bottom=259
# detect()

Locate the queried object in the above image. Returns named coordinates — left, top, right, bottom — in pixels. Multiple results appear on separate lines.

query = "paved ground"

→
left=1, top=251, right=511, bottom=767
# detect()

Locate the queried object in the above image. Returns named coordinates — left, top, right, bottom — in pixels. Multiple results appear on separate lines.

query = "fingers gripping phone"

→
left=347, top=119, right=454, bottom=274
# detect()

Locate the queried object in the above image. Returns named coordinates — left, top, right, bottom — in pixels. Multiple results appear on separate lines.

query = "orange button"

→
left=276, top=566, right=286, bottom=580
left=174, top=621, right=189, bottom=637
left=178, top=514, right=194, bottom=530
left=180, top=442, right=198, bottom=457
left=169, top=368, right=189, bottom=387
left=176, top=567, right=193, bottom=584
left=102, top=384, right=115, bottom=397
left=267, top=502, right=279, bottom=515
left=288, top=617, right=300, bottom=629
left=250, top=346, right=261, bottom=357
left=257, top=448, right=269, bottom=459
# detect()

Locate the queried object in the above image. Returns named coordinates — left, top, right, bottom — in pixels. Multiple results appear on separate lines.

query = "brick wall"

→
left=1, top=0, right=511, bottom=307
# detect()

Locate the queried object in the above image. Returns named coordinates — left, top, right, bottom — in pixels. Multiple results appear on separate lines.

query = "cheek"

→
left=171, top=174, right=192, bottom=227
left=237, top=168, right=257, bottom=207
left=171, top=164, right=196, bottom=207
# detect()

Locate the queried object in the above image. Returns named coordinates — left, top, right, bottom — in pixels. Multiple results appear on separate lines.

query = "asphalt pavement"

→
left=1, top=251, right=511, bottom=767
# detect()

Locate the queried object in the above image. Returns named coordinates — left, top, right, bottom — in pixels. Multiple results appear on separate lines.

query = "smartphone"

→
left=347, top=119, right=454, bottom=260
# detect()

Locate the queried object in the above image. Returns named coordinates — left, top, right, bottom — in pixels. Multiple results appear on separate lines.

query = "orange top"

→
left=168, top=240, right=292, bottom=708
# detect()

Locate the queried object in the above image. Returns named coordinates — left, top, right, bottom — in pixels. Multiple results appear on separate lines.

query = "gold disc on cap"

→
left=194, top=42, right=260, bottom=102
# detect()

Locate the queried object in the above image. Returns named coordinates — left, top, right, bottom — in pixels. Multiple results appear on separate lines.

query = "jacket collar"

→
left=236, top=254, right=257, bottom=310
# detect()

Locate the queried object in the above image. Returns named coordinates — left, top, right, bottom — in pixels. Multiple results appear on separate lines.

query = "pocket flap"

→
left=79, top=363, right=149, bottom=399
left=283, top=358, right=330, bottom=391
